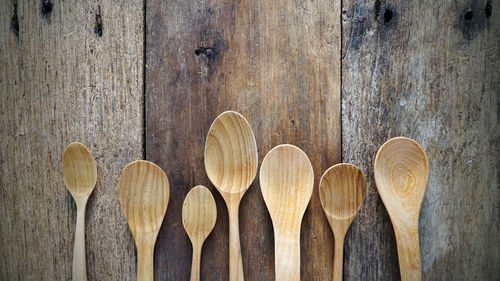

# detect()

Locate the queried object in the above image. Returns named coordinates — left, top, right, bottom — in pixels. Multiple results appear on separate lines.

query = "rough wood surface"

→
left=145, top=0, right=341, bottom=279
left=0, top=1, right=144, bottom=280
left=341, top=0, right=500, bottom=280
left=1, top=0, right=498, bottom=280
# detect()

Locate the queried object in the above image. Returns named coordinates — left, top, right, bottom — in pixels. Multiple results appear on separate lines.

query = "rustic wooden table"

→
left=1, top=0, right=498, bottom=280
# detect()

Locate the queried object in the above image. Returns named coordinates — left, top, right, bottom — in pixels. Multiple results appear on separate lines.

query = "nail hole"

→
left=41, top=0, right=53, bottom=18
left=464, top=11, right=473, bottom=21
left=485, top=1, right=492, bottom=18
left=384, top=9, right=393, bottom=23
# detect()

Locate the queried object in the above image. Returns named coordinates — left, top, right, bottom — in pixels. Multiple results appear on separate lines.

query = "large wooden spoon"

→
left=204, top=111, right=258, bottom=281
left=319, top=163, right=366, bottom=281
left=259, top=144, right=314, bottom=281
left=374, top=137, right=429, bottom=281
left=62, top=142, right=97, bottom=281
left=118, top=160, right=170, bottom=281
left=182, top=185, right=217, bottom=281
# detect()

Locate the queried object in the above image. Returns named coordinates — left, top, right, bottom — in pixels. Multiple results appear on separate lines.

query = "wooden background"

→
left=0, top=0, right=498, bottom=280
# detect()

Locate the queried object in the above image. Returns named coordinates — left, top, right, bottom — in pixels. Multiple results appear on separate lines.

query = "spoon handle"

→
left=332, top=233, right=345, bottom=281
left=274, top=228, right=301, bottom=281
left=228, top=205, right=245, bottom=281
left=72, top=203, right=87, bottom=281
left=190, top=243, right=202, bottom=281
left=395, top=227, right=422, bottom=281
left=137, top=242, right=154, bottom=281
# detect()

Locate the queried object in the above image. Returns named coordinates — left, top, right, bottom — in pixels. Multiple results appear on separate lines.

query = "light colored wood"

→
left=204, top=111, right=258, bottom=281
left=118, top=160, right=170, bottom=281
left=62, top=142, right=97, bottom=281
left=319, top=163, right=366, bottom=281
left=182, top=185, right=217, bottom=281
left=260, top=144, right=314, bottom=281
left=374, top=137, right=429, bottom=281
left=0, top=1, right=144, bottom=280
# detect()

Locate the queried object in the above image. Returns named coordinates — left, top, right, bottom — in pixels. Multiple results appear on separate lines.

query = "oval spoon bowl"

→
left=182, top=185, right=217, bottom=281
left=204, top=111, right=258, bottom=281
left=118, top=160, right=170, bottom=281
left=260, top=144, right=314, bottom=281
left=62, top=142, right=97, bottom=281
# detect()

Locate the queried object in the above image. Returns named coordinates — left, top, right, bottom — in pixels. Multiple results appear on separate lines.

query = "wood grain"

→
left=319, top=163, right=366, bottom=281
left=182, top=185, right=217, bottom=281
left=0, top=1, right=144, bottom=280
left=205, top=111, right=258, bottom=281
left=145, top=0, right=341, bottom=279
left=260, top=144, right=314, bottom=281
left=119, top=160, right=170, bottom=281
left=62, top=142, right=98, bottom=281
left=374, top=137, right=429, bottom=281
left=341, top=0, right=500, bottom=279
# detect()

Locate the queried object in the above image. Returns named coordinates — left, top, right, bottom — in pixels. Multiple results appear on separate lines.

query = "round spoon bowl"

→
left=374, top=137, right=429, bottom=216
left=319, top=163, right=366, bottom=220
left=204, top=111, right=258, bottom=195
left=118, top=160, right=170, bottom=237
left=182, top=185, right=217, bottom=242
left=319, top=163, right=366, bottom=281
left=260, top=144, right=314, bottom=224
left=62, top=142, right=97, bottom=199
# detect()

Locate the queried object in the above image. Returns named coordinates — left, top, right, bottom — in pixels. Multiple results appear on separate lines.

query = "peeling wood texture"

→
left=0, top=1, right=144, bottom=280
left=145, top=0, right=341, bottom=279
left=341, top=0, right=500, bottom=280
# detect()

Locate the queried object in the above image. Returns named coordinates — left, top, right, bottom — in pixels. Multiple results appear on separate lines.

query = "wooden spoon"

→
left=118, top=160, right=170, bottom=281
left=259, top=144, right=314, bottom=281
left=374, top=137, right=429, bottom=281
left=62, top=142, right=97, bottom=281
left=319, top=163, right=366, bottom=281
left=182, top=185, right=217, bottom=281
left=204, top=111, right=258, bottom=281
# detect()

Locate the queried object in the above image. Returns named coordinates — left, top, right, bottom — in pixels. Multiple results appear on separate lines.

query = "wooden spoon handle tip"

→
left=332, top=234, right=345, bottom=281
left=190, top=244, right=202, bottom=281
left=228, top=206, right=245, bottom=281
left=274, top=229, right=301, bottom=281
left=72, top=205, right=87, bottom=281
left=395, top=228, right=422, bottom=281
left=137, top=243, right=154, bottom=281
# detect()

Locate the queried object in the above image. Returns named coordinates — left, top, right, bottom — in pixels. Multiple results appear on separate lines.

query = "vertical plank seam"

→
left=142, top=0, right=147, bottom=159
left=340, top=0, right=344, bottom=164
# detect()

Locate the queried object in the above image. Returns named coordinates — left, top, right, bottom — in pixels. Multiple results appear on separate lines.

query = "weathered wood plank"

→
left=145, top=0, right=341, bottom=279
left=0, top=1, right=144, bottom=280
left=341, top=0, right=500, bottom=280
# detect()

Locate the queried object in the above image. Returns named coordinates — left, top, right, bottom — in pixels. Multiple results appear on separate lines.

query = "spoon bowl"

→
left=204, top=111, right=258, bottom=281
left=182, top=185, right=217, bottom=281
left=260, top=144, right=314, bottom=281
left=374, top=137, right=429, bottom=281
left=62, top=142, right=97, bottom=281
left=205, top=111, right=258, bottom=195
left=118, top=160, right=170, bottom=281
left=62, top=142, right=97, bottom=199
left=319, top=163, right=366, bottom=281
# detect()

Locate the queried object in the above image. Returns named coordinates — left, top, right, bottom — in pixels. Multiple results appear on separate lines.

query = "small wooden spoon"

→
left=204, top=111, right=258, bottom=281
left=62, top=142, right=97, bottom=281
left=182, top=185, right=217, bottom=281
left=118, top=160, right=170, bottom=281
left=319, top=164, right=366, bottom=281
left=259, top=144, right=314, bottom=281
left=374, top=137, right=429, bottom=281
